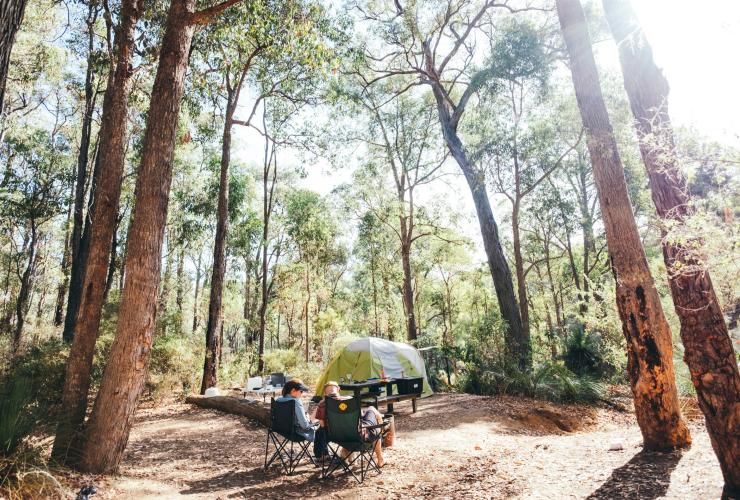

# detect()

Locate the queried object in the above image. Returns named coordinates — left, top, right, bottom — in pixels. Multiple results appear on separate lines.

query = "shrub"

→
left=147, top=333, right=202, bottom=398
left=461, top=361, right=606, bottom=404
left=0, top=340, right=67, bottom=456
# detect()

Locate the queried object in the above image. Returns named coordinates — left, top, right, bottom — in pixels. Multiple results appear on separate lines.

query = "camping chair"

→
left=264, top=398, right=316, bottom=475
left=322, top=397, right=388, bottom=483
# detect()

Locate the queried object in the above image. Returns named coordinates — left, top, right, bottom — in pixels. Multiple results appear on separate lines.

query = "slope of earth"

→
left=59, top=393, right=724, bottom=499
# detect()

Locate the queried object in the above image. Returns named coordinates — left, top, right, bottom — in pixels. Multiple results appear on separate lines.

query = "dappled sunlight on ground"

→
left=59, top=393, right=724, bottom=499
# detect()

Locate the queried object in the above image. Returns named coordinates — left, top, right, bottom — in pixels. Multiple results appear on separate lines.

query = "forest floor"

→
left=56, top=392, right=724, bottom=499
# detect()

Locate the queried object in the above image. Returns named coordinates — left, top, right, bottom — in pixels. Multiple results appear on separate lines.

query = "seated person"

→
left=316, top=380, right=386, bottom=467
left=314, top=381, right=342, bottom=428
left=275, top=379, right=316, bottom=442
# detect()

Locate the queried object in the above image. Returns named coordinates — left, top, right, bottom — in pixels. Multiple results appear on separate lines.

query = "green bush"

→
left=0, top=340, right=67, bottom=456
left=261, top=349, right=322, bottom=387
left=147, top=333, right=202, bottom=398
left=461, top=361, right=606, bottom=404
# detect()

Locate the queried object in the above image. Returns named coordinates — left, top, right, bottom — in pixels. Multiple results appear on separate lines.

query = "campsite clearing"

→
left=56, top=393, right=723, bottom=499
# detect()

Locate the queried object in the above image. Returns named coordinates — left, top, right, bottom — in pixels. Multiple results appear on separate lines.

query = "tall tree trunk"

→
left=78, top=0, right=198, bottom=473
left=157, top=235, right=173, bottom=335
left=424, top=69, right=526, bottom=367
left=54, top=203, right=73, bottom=326
left=62, top=5, right=100, bottom=343
left=370, top=251, right=379, bottom=337
left=102, top=217, right=119, bottom=303
left=304, top=266, right=310, bottom=362
left=192, top=250, right=202, bottom=334
left=399, top=235, right=417, bottom=342
left=511, top=201, right=529, bottom=340
left=604, top=0, right=740, bottom=490
left=0, top=0, right=28, bottom=110
left=12, top=222, right=38, bottom=354
left=200, top=102, right=235, bottom=394
left=455, top=145, right=527, bottom=369
left=242, top=256, right=251, bottom=322
left=51, top=0, right=142, bottom=466
left=256, top=143, right=276, bottom=374
left=175, top=244, right=184, bottom=316
left=556, top=0, right=690, bottom=450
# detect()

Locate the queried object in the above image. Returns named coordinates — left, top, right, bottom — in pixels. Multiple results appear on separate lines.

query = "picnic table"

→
left=244, top=386, right=282, bottom=402
left=339, top=378, right=421, bottom=414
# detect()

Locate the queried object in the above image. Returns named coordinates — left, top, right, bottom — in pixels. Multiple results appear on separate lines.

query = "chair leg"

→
left=322, top=443, right=348, bottom=479
left=265, top=432, right=289, bottom=472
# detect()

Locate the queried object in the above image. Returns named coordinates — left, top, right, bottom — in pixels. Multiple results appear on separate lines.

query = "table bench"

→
left=340, top=377, right=423, bottom=414
left=367, top=392, right=420, bottom=413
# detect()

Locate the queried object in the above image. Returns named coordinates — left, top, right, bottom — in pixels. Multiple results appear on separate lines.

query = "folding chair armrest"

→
left=362, top=422, right=389, bottom=431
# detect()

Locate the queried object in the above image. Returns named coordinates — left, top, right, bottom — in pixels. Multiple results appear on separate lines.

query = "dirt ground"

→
left=59, top=393, right=724, bottom=499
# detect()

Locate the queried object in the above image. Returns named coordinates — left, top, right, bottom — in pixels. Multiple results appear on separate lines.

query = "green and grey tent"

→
left=315, top=337, right=433, bottom=397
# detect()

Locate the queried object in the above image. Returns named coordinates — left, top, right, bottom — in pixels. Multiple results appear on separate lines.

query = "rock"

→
left=608, top=438, right=625, bottom=451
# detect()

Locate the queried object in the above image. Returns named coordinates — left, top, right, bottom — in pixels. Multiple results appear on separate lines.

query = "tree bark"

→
left=304, top=265, right=310, bottom=363
left=511, top=201, right=529, bottom=339
left=422, top=43, right=526, bottom=369
left=603, top=0, right=740, bottom=490
left=12, top=221, right=39, bottom=354
left=192, top=249, right=202, bottom=334
left=175, top=244, right=184, bottom=316
left=201, top=101, right=235, bottom=394
left=399, top=232, right=417, bottom=342
left=54, top=203, right=73, bottom=326
left=556, top=0, right=690, bottom=450
left=62, top=4, right=100, bottom=343
left=102, top=216, right=120, bottom=303
left=51, top=0, right=142, bottom=466
left=0, top=0, right=28, bottom=110
left=78, top=0, right=198, bottom=473
left=157, top=235, right=174, bottom=335
left=257, top=139, right=276, bottom=374
left=185, top=395, right=269, bottom=426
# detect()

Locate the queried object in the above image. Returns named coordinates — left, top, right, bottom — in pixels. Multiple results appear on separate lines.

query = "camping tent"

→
left=315, top=337, right=433, bottom=397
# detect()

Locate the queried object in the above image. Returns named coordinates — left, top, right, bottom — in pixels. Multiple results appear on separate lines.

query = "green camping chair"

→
left=322, top=397, right=388, bottom=483
left=264, top=398, right=316, bottom=475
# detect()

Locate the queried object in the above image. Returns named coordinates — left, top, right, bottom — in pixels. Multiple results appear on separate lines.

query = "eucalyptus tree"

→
left=0, top=0, right=29, bottom=110
left=466, top=21, right=580, bottom=340
left=555, top=0, right=690, bottom=449
left=61, top=0, right=108, bottom=344
left=0, top=129, right=70, bottom=353
left=284, top=189, right=339, bottom=362
left=52, top=0, right=145, bottom=466
left=192, top=0, right=345, bottom=389
left=355, top=0, right=541, bottom=368
left=604, top=0, right=740, bottom=490
left=339, top=84, right=447, bottom=342
left=77, top=0, right=249, bottom=473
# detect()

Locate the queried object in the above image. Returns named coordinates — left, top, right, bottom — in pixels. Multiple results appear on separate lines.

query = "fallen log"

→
left=185, top=395, right=270, bottom=426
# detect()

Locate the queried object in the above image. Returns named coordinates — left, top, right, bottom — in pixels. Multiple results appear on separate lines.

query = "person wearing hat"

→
left=275, top=378, right=317, bottom=442
left=313, top=380, right=385, bottom=467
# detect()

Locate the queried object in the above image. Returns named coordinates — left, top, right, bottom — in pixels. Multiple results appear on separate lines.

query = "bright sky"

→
left=624, top=0, right=740, bottom=141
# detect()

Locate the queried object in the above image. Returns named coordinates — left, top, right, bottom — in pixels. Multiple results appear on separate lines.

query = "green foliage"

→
left=462, top=361, right=606, bottom=404
left=147, top=333, right=203, bottom=399
left=261, top=349, right=322, bottom=386
left=561, top=321, right=607, bottom=377
left=0, top=341, right=67, bottom=456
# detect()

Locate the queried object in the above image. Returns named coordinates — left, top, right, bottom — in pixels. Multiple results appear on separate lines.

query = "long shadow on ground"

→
left=587, top=449, right=685, bottom=499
